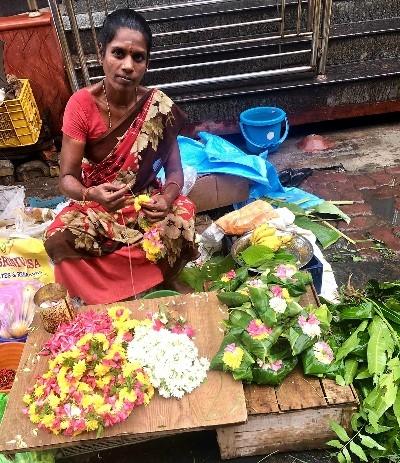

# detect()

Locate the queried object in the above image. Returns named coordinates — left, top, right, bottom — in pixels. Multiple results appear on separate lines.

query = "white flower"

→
left=127, top=326, right=209, bottom=399
left=269, top=296, right=287, bottom=314
left=298, top=314, right=321, bottom=338
left=313, top=341, right=334, bottom=364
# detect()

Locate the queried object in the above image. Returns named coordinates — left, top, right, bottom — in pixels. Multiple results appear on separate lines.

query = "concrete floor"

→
left=22, top=115, right=399, bottom=463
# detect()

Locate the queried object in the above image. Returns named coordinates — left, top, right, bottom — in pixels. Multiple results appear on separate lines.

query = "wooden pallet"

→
left=216, top=369, right=358, bottom=459
left=216, top=286, right=359, bottom=460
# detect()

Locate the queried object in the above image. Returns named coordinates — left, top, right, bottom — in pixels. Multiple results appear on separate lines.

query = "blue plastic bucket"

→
left=239, top=106, right=289, bottom=154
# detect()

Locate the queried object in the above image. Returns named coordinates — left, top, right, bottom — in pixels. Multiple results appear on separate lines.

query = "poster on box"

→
left=0, top=238, right=54, bottom=284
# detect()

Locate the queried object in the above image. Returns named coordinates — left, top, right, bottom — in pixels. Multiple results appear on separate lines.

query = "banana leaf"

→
left=339, top=302, right=373, bottom=320
left=302, top=342, right=337, bottom=375
left=240, top=326, right=283, bottom=361
left=252, top=357, right=298, bottom=386
left=367, top=316, right=394, bottom=377
left=284, top=326, right=317, bottom=356
left=218, top=291, right=250, bottom=308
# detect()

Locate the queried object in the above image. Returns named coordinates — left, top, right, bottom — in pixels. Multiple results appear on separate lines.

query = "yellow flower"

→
left=108, top=305, right=131, bottom=322
left=72, top=359, right=87, bottom=378
left=220, top=276, right=230, bottom=283
left=77, top=383, right=91, bottom=393
left=119, top=388, right=137, bottom=403
left=28, top=403, right=37, bottom=416
left=76, top=333, right=92, bottom=347
left=86, top=419, right=99, bottom=432
left=222, top=347, right=244, bottom=370
left=144, top=386, right=154, bottom=405
left=237, top=288, right=249, bottom=296
left=30, top=414, right=41, bottom=424
left=23, top=394, right=32, bottom=405
left=282, top=288, right=292, bottom=302
left=134, top=194, right=151, bottom=211
left=96, top=404, right=112, bottom=414
left=136, top=372, right=149, bottom=386
left=41, top=413, right=56, bottom=428
left=122, top=362, right=139, bottom=378
left=57, top=367, right=70, bottom=395
left=92, top=394, right=105, bottom=411
left=42, top=370, right=52, bottom=380
left=34, top=385, right=45, bottom=398
left=94, top=363, right=109, bottom=377
left=60, top=420, right=70, bottom=430
left=81, top=395, right=94, bottom=409
left=47, top=393, right=61, bottom=409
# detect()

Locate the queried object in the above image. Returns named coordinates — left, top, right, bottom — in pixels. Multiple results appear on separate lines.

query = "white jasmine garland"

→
left=127, top=325, right=209, bottom=399
left=269, top=296, right=287, bottom=314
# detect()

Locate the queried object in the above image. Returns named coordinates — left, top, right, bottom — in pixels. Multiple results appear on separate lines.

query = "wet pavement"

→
left=21, top=117, right=399, bottom=463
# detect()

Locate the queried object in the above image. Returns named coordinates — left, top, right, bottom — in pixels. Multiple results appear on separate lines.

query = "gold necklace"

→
left=102, top=79, right=112, bottom=129
left=102, top=79, right=138, bottom=129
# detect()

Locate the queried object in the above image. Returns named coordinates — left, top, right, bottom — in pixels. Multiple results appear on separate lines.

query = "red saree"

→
left=45, top=89, right=196, bottom=304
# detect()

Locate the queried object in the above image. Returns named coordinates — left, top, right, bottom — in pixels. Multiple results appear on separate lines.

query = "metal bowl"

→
left=231, top=232, right=314, bottom=269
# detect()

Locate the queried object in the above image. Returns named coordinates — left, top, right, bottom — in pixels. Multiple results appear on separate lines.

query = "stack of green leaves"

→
left=321, top=280, right=400, bottom=462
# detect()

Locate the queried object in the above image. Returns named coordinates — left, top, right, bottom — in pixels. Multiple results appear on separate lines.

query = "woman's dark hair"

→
left=98, top=9, right=152, bottom=55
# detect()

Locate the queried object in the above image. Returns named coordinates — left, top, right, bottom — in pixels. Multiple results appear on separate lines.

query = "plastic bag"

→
left=182, top=165, right=197, bottom=196
left=216, top=200, right=279, bottom=235
left=0, top=186, right=25, bottom=227
left=0, top=238, right=54, bottom=284
left=0, top=280, right=41, bottom=339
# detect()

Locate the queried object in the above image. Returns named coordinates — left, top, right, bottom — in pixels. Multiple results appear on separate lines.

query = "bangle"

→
left=82, top=186, right=94, bottom=202
left=163, top=181, right=182, bottom=194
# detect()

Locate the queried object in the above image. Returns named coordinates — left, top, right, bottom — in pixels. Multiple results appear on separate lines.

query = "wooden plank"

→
left=244, top=385, right=279, bottom=415
left=217, top=405, right=356, bottom=460
left=275, top=368, right=327, bottom=411
left=0, top=292, right=247, bottom=453
left=321, top=378, right=359, bottom=405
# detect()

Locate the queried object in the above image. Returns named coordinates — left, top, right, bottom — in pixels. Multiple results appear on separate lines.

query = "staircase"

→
left=50, top=0, right=400, bottom=127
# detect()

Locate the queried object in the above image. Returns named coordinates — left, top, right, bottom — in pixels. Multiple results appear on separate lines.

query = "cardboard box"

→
left=188, top=174, right=249, bottom=213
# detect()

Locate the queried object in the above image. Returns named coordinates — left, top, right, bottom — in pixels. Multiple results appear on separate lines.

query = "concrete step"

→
left=171, top=58, right=400, bottom=124
left=331, top=0, right=400, bottom=24
left=63, top=0, right=308, bottom=54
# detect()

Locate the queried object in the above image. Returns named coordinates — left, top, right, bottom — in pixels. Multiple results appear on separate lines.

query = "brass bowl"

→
left=231, top=232, right=314, bottom=269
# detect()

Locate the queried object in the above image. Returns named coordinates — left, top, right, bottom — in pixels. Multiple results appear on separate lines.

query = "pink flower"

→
left=275, top=264, right=297, bottom=280
left=269, top=360, right=283, bottom=371
left=270, top=285, right=283, bottom=297
left=224, top=343, right=237, bottom=353
left=226, top=270, right=236, bottom=279
left=153, top=319, right=164, bottom=331
left=313, top=341, right=334, bottom=364
left=298, top=314, right=321, bottom=338
left=247, top=319, right=272, bottom=340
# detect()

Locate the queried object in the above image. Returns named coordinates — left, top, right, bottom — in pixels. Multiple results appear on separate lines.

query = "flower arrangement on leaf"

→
left=211, top=260, right=333, bottom=386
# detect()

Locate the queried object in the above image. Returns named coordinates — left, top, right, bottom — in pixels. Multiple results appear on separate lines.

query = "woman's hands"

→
left=141, top=194, right=171, bottom=223
left=88, top=183, right=130, bottom=212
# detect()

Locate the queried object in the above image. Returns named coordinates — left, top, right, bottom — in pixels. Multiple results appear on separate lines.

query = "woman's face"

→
left=102, top=27, right=149, bottom=91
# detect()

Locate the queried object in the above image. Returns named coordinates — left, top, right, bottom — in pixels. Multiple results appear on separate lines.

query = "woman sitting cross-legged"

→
left=45, top=9, right=198, bottom=304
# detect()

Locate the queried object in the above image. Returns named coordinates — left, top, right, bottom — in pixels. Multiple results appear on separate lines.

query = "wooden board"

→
left=0, top=292, right=247, bottom=453
left=216, top=286, right=360, bottom=459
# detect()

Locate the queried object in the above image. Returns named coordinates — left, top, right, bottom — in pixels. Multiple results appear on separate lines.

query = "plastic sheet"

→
left=178, top=132, right=323, bottom=209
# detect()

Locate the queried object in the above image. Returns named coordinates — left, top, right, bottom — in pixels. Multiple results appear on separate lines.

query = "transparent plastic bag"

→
left=182, top=166, right=197, bottom=196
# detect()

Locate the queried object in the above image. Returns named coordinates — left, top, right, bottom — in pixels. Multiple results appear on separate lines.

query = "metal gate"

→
left=48, top=0, right=333, bottom=100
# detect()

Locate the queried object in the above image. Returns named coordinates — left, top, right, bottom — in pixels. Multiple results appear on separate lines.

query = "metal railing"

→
left=48, top=0, right=333, bottom=95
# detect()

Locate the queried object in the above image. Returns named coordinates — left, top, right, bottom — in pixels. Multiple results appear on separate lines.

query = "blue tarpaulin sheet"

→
left=177, top=132, right=323, bottom=209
